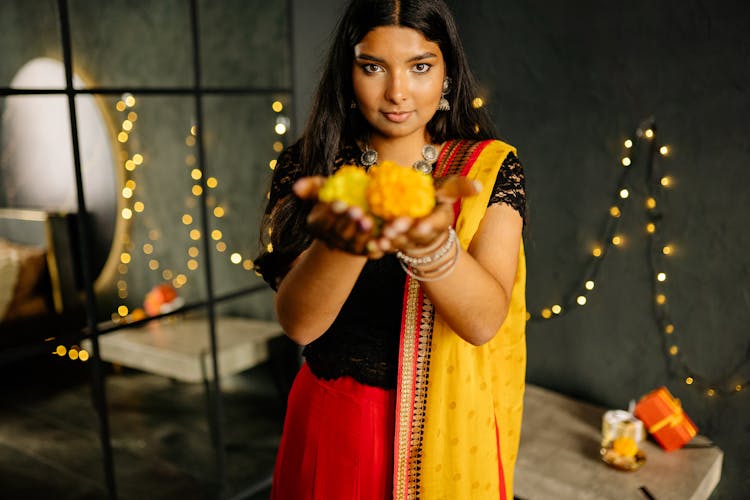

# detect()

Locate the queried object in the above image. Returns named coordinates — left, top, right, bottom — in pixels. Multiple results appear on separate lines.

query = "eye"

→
left=361, top=63, right=383, bottom=74
left=412, top=63, right=432, bottom=73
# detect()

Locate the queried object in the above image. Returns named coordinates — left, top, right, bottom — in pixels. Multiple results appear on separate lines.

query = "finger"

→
left=293, top=176, right=326, bottom=199
left=436, top=176, right=482, bottom=202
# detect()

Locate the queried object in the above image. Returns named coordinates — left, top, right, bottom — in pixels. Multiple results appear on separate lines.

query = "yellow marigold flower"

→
left=367, top=161, right=436, bottom=220
left=612, top=436, right=638, bottom=458
left=318, top=165, right=370, bottom=210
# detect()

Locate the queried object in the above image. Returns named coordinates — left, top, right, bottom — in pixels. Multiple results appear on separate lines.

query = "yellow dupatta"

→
left=394, top=140, right=527, bottom=500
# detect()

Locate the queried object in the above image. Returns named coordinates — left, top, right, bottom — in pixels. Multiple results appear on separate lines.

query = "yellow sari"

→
left=394, top=140, right=527, bottom=500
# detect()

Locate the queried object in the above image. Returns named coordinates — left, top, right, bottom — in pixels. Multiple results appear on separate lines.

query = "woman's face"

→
left=352, top=26, right=446, bottom=143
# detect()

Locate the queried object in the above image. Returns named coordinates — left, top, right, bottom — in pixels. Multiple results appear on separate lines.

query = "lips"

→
left=383, top=111, right=412, bottom=123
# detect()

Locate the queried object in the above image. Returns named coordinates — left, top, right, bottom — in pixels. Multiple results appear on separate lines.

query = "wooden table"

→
left=89, top=316, right=284, bottom=383
left=515, top=384, right=723, bottom=500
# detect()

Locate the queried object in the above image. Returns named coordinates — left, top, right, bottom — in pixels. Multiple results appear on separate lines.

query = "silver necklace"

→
left=360, top=144, right=439, bottom=174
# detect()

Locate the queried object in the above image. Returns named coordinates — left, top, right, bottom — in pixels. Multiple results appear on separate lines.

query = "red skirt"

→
left=271, top=363, right=396, bottom=500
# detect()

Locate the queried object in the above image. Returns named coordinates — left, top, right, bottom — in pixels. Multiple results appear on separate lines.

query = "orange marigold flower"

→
left=367, top=161, right=436, bottom=220
left=318, top=165, right=370, bottom=210
left=612, top=436, right=638, bottom=458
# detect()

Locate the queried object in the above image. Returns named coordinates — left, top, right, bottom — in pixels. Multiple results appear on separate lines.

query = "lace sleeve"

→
left=488, top=151, right=526, bottom=224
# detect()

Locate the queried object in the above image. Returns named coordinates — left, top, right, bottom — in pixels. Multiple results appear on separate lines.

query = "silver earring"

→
left=438, top=77, right=451, bottom=111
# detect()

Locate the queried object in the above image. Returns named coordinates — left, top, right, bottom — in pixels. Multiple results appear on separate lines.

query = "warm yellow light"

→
left=660, top=146, right=669, bottom=156
left=213, top=206, right=225, bottom=218
left=118, top=264, right=128, bottom=274
left=182, top=214, right=193, bottom=225
left=551, top=305, right=562, bottom=315
left=118, top=289, right=128, bottom=299
left=149, top=229, right=160, bottom=240
left=78, top=350, right=90, bottom=362
left=117, top=280, right=127, bottom=290
left=162, top=269, right=174, bottom=280
left=657, top=272, right=667, bottom=282
left=122, top=187, right=133, bottom=198
left=660, top=176, right=672, bottom=187
left=663, top=245, right=673, bottom=255
left=656, top=294, right=667, bottom=305
left=133, top=153, right=143, bottom=165
left=69, top=349, right=79, bottom=360
left=230, top=253, right=242, bottom=264
left=186, top=136, right=196, bottom=147
left=143, top=243, right=154, bottom=255
left=273, top=141, right=284, bottom=152
left=609, top=206, right=621, bottom=218
left=685, top=377, right=694, bottom=385
left=646, top=197, right=656, bottom=209
left=269, top=159, right=277, bottom=170
left=541, top=308, right=552, bottom=319
left=646, top=223, right=656, bottom=233
left=592, top=247, right=603, bottom=257
left=191, top=168, right=202, bottom=180
left=118, top=305, right=129, bottom=317
left=525, top=312, right=531, bottom=321
left=56, top=345, right=67, bottom=356
left=190, top=125, right=197, bottom=136
left=187, top=259, right=199, bottom=270
left=124, top=94, right=136, bottom=107
left=128, top=111, right=137, bottom=122
left=122, top=120, right=133, bottom=131
left=174, top=274, right=188, bottom=287
left=185, top=154, right=196, bottom=166
left=125, top=160, right=136, bottom=171
left=149, top=259, right=159, bottom=270
left=121, top=208, right=133, bottom=220
left=216, top=242, right=227, bottom=252
left=585, top=280, right=595, bottom=290
left=472, top=97, right=484, bottom=109
left=207, top=177, right=218, bottom=188
left=117, top=132, right=129, bottom=143
left=274, top=123, right=287, bottom=135
left=272, top=101, right=284, bottom=112
left=624, top=139, right=633, bottom=148
left=576, top=296, right=587, bottom=306
left=116, top=101, right=126, bottom=112
left=706, top=388, right=716, bottom=397
left=619, top=189, right=629, bottom=199
left=243, top=259, right=254, bottom=270
left=736, top=384, right=743, bottom=392
left=133, top=202, right=144, bottom=212
left=192, top=185, right=203, bottom=196
left=188, top=246, right=199, bottom=258
left=190, top=229, right=201, bottom=240
left=266, top=242, right=274, bottom=252
left=211, top=230, right=222, bottom=240
left=669, top=345, right=679, bottom=355
left=126, top=180, right=136, bottom=190
left=621, top=157, right=631, bottom=167
left=645, top=129, right=654, bottom=139
left=612, top=235, right=623, bottom=246
left=120, top=252, right=131, bottom=264
left=665, top=324, right=675, bottom=334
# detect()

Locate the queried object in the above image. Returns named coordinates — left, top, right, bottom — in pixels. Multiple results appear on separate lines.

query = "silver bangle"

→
left=398, top=237, right=461, bottom=282
left=396, top=228, right=457, bottom=267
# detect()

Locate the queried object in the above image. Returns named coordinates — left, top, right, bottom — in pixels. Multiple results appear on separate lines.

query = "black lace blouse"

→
left=257, top=142, right=526, bottom=389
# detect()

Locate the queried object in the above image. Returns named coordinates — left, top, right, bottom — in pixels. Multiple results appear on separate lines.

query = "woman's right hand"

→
left=293, top=176, right=384, bottom=258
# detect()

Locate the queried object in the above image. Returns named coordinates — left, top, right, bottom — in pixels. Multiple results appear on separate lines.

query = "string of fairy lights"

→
left=53, top=93, right=289, bottom=362
left=528, top=118, right=748, bottom=398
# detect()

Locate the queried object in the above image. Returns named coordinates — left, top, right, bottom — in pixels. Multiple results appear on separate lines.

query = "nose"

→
left=385, top=71, right=408, bottom=103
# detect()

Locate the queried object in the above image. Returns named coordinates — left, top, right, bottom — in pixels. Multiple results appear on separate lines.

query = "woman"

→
left=255, top=1, right=526, bottom=498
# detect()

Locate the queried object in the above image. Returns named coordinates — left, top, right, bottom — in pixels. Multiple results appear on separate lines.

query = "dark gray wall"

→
left=289, top=0, right=749, bottom=497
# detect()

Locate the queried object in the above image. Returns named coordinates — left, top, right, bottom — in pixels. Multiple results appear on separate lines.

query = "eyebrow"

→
left=355, top=52, right=438, bottom=63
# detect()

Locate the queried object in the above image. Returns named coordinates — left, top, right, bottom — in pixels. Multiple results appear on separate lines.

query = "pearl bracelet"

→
left=398, top=241, right=460, bottom=282
left=395, top=228, right=457, bottom=267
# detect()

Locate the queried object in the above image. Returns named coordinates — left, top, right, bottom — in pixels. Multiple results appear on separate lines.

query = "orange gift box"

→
left=634, top=386, right=698, bottom=451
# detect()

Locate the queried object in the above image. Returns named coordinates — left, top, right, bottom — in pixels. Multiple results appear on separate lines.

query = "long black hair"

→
left=256, top=0, right=497, bottom=287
